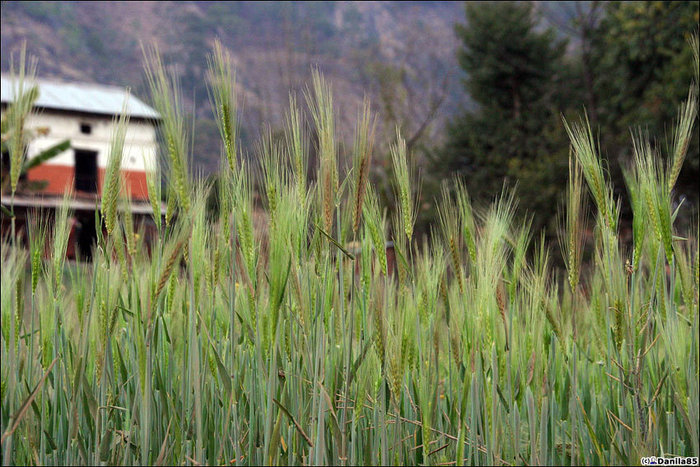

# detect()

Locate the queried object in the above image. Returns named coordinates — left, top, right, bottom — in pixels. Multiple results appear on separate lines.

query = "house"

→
left=1, top=74, right=162, bottom=259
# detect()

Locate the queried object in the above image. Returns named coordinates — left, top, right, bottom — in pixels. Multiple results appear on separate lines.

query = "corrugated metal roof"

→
left=1, top=74, right=160, bottom=120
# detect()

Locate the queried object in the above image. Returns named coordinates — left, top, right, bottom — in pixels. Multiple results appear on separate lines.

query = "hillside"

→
left=1, top=1, right=468, bottom=173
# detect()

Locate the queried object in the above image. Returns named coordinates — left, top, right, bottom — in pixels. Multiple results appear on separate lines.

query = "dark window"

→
left=74, top=149, right=98, bottom=193
left=2, top=147, right=27, bottom=181
left=76, top=212, right=96, bottom=261
left=1, top=149, right=9, bottom=176
left=80, top=123, right=92, bottom=135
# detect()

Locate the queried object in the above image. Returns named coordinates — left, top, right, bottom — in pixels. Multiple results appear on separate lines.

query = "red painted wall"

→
left=27, top=164, right=150, bottom=200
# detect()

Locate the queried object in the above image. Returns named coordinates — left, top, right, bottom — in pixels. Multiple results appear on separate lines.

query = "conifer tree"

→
left=440, top=2, right=570, bottom=233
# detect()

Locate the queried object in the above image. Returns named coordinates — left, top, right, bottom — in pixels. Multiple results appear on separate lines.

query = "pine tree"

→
left=440, top=2, right=571, bottom=233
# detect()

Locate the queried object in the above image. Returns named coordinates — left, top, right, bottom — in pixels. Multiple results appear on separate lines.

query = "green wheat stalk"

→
left=207, top=39, right=239, bottom=173
left=102, top=95, right=131, bottom=236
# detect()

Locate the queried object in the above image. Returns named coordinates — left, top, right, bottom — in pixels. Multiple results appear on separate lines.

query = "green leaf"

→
left=210, top=341, right=232, bottom=398
left=99, top=428, right=114, bottom=461
left=21, top=139, right=70, bottom=173
left=316, top=223, right=355, bottom=259
left=575, top=395, right=604, bottom=461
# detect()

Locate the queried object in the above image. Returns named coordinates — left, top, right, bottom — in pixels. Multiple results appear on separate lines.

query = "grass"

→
left=0, top=38, right=698, bottom=466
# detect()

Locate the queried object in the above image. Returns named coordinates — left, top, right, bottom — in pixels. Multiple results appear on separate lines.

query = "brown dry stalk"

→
left=496, top=281, right=509, bottom=349
left=354, top=152, right=370, bottom=234
left=352, top=99, right=375, bottom=234
left=155, top=236, right=188, bottom=302
left=449, top=236, right=464, bottom=295
left=373, top=292, right=386, bottom=367
left=323, top=163, right=334, bottom=233
left=543, top=299, right=562, bottom=343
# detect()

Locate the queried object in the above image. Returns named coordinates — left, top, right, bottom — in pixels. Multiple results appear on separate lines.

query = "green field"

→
left=1, top=40, right=698, bottom=466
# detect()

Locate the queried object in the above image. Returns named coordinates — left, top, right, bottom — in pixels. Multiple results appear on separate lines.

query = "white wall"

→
left=20, top=111, right=158, bottom=172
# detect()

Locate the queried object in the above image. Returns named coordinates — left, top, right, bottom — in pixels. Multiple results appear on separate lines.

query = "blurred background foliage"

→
left=438, top=1, right=699, bottom=239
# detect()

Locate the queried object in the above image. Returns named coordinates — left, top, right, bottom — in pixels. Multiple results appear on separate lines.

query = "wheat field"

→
left=1, top=39, right=698, bottom=466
